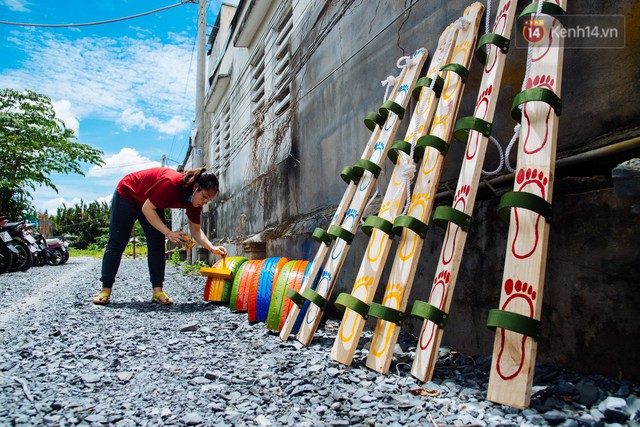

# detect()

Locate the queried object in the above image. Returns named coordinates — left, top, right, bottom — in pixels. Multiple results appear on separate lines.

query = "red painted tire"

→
left=237, top=259, right=264, bottom=312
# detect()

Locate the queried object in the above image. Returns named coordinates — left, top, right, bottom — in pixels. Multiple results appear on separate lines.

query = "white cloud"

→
left=2, top=30, right=195, bottom=135
left=52, top=99, right=80, bottom=135
left=1, top=0, right=30, bottom=12
left=118, top=108, right=190, bottom=135
left=87, top=147, right=161, bottom=178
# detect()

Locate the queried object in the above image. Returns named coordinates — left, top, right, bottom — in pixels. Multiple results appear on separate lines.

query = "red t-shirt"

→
left=116, top=167, right=202, bottom=224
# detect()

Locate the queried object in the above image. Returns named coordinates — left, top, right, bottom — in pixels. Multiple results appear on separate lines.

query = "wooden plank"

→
left=295, top=48, right=429, bottom=346
left=279, top=52, right=424, bottom=341
left=487, top=0, right=567, bottom=409
left=330, top=24, right=455, bottom=366
left=411, top=0, right=519, bottom=382
left=365, top=2, right=484, bottom=374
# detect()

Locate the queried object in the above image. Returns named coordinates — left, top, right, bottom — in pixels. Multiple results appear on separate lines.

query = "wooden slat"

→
left=487, top=0, right=567, bottom=409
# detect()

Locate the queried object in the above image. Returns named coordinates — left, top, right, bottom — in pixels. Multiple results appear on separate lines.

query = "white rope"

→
left=503, top=1, right=544, bottom=173
left=381, top=75, right=399, bottom=101
left=389, top=17, right=470, bottom=217
left=504, top=124, right=520, bottom=173
left=485, top=0, right=492, bottom=53
left=481, top=135, right=505, bottom=176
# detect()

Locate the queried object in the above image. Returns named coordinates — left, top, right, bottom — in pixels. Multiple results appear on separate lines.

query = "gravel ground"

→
left=0, top=257, right=639, bottom=427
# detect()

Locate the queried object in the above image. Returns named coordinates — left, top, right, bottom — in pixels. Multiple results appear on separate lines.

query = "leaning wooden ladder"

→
left=279, top=49, right=428, bottom=342
left=486, top=0, right=567, bottom=409
left=329, top=22, right=454, bottom=366
left=365, top=3, right=484, bottom=374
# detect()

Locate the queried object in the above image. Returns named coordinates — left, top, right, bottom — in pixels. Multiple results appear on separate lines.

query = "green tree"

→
left=0, top=88, right=104, bottom=217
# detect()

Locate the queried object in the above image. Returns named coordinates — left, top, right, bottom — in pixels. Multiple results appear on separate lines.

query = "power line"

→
left=0, top=0, right=196, bottom=28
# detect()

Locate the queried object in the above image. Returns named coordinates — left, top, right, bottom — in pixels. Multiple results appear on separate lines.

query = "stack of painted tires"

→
left=202, top=256, right=316, bottom=334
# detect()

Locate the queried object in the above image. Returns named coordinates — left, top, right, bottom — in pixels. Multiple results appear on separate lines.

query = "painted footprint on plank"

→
left=495, top=278, right=537, bottom=380
left=442, top=185, right=470, bottom=265
left=523, top=75, right=555, bottom=155
left=418, top=269, right=451, bottom=351
left=511, top=168, right=548, bottom=259
left=467, top=86, right=493, bottom=160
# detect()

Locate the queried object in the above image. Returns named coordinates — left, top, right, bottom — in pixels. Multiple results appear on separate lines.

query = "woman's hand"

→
left=165, top=230, right=188, bottom=245
left=210, top=245, right=227, bottom=257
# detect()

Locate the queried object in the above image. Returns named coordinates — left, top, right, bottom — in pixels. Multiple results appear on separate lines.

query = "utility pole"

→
left=161, top=154, right=166, bottom=167
left=193, top=0, right=206, bottom=168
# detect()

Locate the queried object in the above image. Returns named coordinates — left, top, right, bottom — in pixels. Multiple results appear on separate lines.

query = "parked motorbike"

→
left=0, top=227, right=20, bottom=274
left=0, top=216, right=36, bottom=272
left=26, top=227, right=49, bottom=267
left=45, top=236, right=70, bottom=265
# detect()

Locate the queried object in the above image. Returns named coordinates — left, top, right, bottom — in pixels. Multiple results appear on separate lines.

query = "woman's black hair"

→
left=181, top=167, right=219, bottom=203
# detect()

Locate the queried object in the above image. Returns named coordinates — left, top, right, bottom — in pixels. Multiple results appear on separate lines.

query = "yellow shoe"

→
left=152, top=291, right=174, bottom=305
left=92, top=292, right=111, bottom=305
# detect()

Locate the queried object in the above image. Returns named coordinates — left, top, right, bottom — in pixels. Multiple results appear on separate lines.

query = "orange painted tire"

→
left=278, top=260, right=309, bottom=330
left=237, top=259, right=264, bottom=312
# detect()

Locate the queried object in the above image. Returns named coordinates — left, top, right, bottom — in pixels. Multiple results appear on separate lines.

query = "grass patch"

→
left=70, top=243, right=148, bottom=259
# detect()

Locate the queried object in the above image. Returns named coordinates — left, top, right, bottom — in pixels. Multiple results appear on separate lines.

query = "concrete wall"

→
left=192, top=0, right=640, bottom=381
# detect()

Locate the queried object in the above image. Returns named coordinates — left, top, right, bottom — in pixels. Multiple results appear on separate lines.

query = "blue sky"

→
left=1, top=0, right=224, bottom=213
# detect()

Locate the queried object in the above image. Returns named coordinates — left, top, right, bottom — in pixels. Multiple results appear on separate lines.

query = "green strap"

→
left=368, top=302, right=404, bottom=325
left=517, top=2, right=568, bottom=30
left=285, top=288, right=306, bottom=308
left=412, top=75, right=444, bottom=100
left=327, top=224, right=355, bottom=245
left=353, top=159, right=382, bottom=179
left=334, top=293, right=369, bottom=319
left=312, top=227, right=332, bottom=246
left=361, top=215, right=394, bottom=238
left=388, top=140, right=421, bottom=164
left=475, top=33, right=510, bottom=65
left=432, top=205, right=472, bottom=232
left=439, top=63, right=469, bottom=83
left=453, top=117, right=493, bottom=144
left=497, top=191, right=552, bottom=223
left=392, top=215, right=428, bottom=239
left=415, top=135, right=449, bottom=157
left=487, top=308, right=541, bottom=341
left=379, top=100, right=405, bottom=120
left=340, top=166, right=359, bottom=184
left=301, top=288, right=327, bottom=311
left=511, top=88, right=562, bottom=123
left=410, top=300, right=448, bottom=329
left=364, top=111, right=385, bottom=131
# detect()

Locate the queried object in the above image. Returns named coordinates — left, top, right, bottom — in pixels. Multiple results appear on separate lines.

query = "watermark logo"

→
left=522, top=18, right=546, bottom=44
left=515, top=15, right=625, bottom=49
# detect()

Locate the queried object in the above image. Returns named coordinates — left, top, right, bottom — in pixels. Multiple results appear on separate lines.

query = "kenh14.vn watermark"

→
left=516, top=14, right=625, bottom=49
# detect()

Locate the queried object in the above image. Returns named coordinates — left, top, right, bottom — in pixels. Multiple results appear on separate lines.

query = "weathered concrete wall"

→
left=202, top=0, right=640, bottom=381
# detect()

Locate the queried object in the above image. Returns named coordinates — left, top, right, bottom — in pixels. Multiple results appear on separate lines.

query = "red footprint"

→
left=418, top=269, right=451, bottom=351
left=442, top=185, right=470, bottom=265
left=495, top=278, right=537, bottom=380
left=522, top=74, right=555, bottom=155
left=511, top=168, right=548, bottom=259
left=485, top=1, right=511, bottom=74
left=467, top=85, right=493, bottom=160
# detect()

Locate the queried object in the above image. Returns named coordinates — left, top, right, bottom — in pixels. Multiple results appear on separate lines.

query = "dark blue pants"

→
left=100, top=191, right=166, bottom=288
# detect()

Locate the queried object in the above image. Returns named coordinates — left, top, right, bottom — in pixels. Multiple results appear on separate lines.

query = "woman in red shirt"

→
left=92, top=167, right=226, bottom=305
